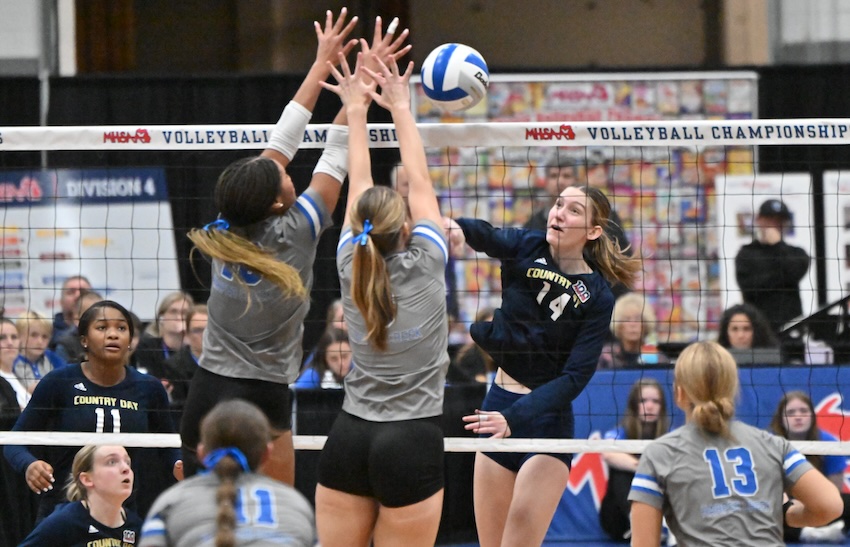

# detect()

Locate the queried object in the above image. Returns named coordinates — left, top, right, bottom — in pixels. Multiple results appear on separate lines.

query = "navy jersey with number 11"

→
left=4, top=364, right=176, bottom=513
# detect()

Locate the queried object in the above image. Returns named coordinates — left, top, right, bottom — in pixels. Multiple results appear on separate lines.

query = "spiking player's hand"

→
left=443, top=217, right=466, bottom=257
left=462, top=409, right=512, bottom=438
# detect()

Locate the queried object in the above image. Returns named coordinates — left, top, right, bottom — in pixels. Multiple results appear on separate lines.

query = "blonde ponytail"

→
left=674, top=341, right=739, bottom=438
left=189, top=225, right=306, bottom=300
left=349, top=187, right=407, bottom=350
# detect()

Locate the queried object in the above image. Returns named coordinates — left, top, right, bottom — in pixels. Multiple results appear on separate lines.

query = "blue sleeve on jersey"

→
left=630, top=473, right=663, bottom=498
left=784, top=450, right=808, bottom=476
left=456, top=218, right=528, bottom=259
left=139, top=514, right=168, bottom=547
left=411, top=223, right=448, bottom=265
left=337, top=227, right=353, bottom=252
left=294, top=191, right=325, bottom=241
left=500, top=291, right=613, bottom=430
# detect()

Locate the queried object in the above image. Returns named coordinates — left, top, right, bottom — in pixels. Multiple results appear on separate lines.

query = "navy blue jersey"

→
left=20, top=500, right=142, bottom=547
left=456, top=219, right=614, bottom=429
left=4, top=364, right=178, bottom=513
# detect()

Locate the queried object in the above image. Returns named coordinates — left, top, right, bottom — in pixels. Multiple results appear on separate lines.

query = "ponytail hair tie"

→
left=203, top=218, right=230, bottom=232
left=351, top=219, right=373, bottom=246
left=201, top=447, right=251, bottom=474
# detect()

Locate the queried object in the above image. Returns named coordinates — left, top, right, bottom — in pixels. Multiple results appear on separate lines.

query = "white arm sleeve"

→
left=267, top=101, right=312, bottom=161
left=312, top=125, right=349, bottom=184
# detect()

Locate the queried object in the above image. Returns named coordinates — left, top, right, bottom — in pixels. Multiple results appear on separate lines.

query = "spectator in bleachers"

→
left=135, top=291, right=194, bottom=380
left=162, top=304, right=207, bottom=415
left=599, top=378, right=669, bottom=542
left=293, top=328, right=351, bottom=390
left=735, top=198, right=810, bottom=334
left=717, top=303, right=780, bottom=351
left=326, top=298, right=346, bottom=333
left=14, top=310, right=67, bottom=394
left=770, top=391, right=849, bottom=543
left=598, top=293, right=669, bottom=369
left=126, top=310, right=143, bottom=370
left=51, top=289, right=103, bottom=364
left=0, top=336, right=37, bottom=546
left=50, top=275, right=91, bottom=346
left=301, top=298, right=347, bottom=373
left=0, top=317, right=30, bottom=410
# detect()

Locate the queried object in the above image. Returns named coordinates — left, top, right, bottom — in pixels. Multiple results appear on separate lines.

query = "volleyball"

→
left=420, top=43, right=489, bottom=112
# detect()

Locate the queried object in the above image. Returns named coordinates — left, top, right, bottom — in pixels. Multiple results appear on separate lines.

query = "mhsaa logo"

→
left=525, top=124, right=575, bottom=141
left=103, top=128, right=151, bottom=144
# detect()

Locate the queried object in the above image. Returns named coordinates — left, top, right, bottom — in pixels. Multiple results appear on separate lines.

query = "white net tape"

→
left=3, top=118, right=850, bottom=150
left=0, top=432, right=846, bottom=455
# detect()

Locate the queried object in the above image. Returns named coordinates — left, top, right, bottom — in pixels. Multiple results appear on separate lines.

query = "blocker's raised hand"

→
left=363, top=55, right=414, bottom=112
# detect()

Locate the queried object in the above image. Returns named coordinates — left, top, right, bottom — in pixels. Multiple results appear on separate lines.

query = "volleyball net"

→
left=2, top=118, right=850, bottom=457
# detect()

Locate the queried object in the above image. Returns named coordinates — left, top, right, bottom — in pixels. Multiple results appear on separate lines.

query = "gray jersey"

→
left=337, top=220, right=450, bottom=421
left=139, top=472, right=316, bottom=547
left=628, top=421, right=813, bottom=547
left=202, top=189, right=331, bottom=384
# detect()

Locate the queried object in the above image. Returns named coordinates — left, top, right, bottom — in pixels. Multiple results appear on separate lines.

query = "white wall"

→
left=0, top=0, right=41, bottom=74
left=780, top=0, right=850, bottom=43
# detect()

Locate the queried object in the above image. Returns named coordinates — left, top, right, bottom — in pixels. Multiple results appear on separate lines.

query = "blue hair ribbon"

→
left=203, top=218, right=230, bottom=232
left=351, top=219, right=373, bottom=246
left=201, top=447, right=251, bottom=474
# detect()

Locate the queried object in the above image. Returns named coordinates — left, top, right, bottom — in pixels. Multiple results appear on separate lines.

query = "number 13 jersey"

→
left=629, top=420, right=814, bottom=547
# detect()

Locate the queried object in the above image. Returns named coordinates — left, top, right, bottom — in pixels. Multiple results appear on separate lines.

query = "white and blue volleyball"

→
left=420, top=43, right=489, bottom=111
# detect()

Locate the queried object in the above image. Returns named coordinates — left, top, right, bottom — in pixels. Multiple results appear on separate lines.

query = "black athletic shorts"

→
left=480, top=383, right=573, bottom=471
left=317, top=411, right=444, bottom=507
left=179, top=367, right=292, bottom=476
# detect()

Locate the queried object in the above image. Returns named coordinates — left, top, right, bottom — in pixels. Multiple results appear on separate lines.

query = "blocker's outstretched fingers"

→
left=386, top=17, right=399, bottom=35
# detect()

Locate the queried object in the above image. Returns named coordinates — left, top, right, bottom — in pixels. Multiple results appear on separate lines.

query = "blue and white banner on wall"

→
left=0, top=167, right=181, bottom=321
left=547, top=366, right=850, bottom=542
